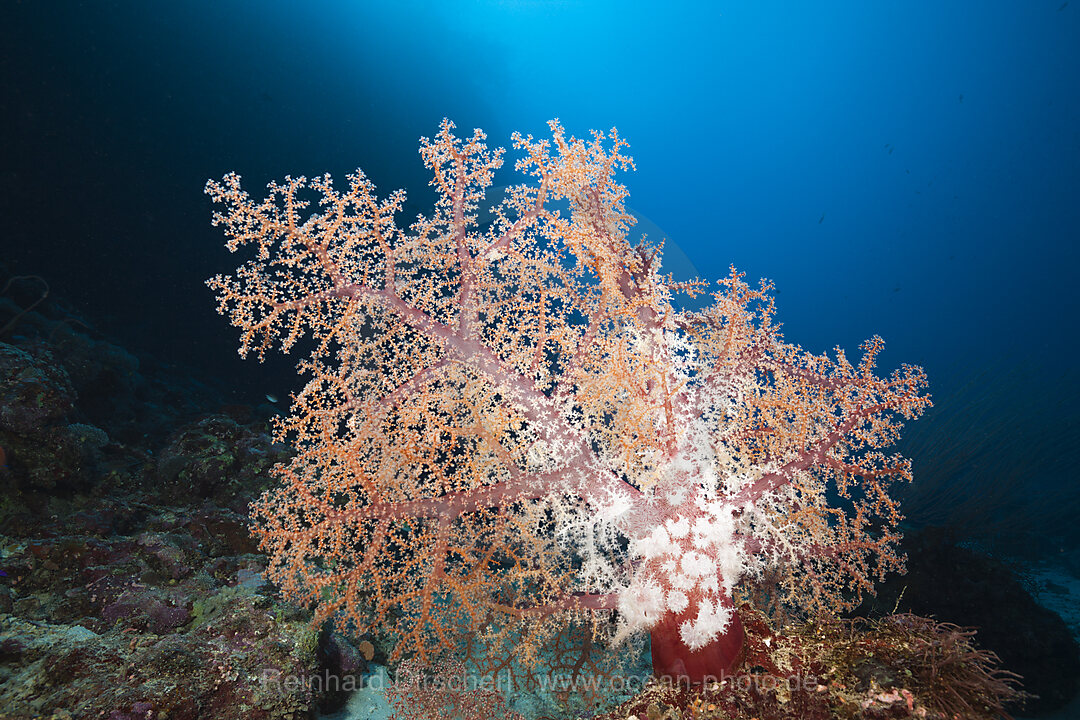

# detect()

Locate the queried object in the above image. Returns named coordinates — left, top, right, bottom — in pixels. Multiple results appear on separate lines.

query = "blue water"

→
left=3, top=0, right=1077, bottom=713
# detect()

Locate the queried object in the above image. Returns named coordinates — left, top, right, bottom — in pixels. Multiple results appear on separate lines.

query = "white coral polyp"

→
left=698, top=573, right=720, bottom=595
left=617, top=578, right=667, bottom=630
left=633, top=525, right=677, bottom=560
left=680, top=550, right=712, bottom=578
left=666, top=589, right=689, bottom=613
left=692, top=515, right=714, bottom=539
left=678, top=619, right=711, bottom=651
left=678, top=598, right=734, bottom=650
left=691, top=510, right=735, bottom=550
left=715, top=543, right=744, bottom=594
left=666, top=516, right=690, bottom=539
left=668, top=570, right=696, bottom=590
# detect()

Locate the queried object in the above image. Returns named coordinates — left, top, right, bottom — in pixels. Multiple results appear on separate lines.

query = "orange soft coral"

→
left=208, top=120, right=929, bottom=684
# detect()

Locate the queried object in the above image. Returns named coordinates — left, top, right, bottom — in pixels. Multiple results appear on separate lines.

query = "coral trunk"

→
left=650, top=600, right=745, bottom=684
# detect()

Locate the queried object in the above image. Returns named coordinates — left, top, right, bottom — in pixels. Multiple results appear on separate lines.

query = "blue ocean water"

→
left=2, top=1, right=1077, bottom=717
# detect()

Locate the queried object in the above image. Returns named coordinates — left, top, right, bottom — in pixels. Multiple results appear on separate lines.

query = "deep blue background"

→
left=2, top=1, right=1077, bottom=548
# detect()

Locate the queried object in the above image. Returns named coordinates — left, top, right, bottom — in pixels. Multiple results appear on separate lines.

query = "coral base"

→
left=650, top=603, right=746, bottom=684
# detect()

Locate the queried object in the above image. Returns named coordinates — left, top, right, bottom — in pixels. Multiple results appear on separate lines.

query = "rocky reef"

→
left=0, top=281, right=368, bottom=720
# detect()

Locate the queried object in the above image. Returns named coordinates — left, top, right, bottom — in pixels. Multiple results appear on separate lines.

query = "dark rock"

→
left=0, top=343, right=75, bottom=435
